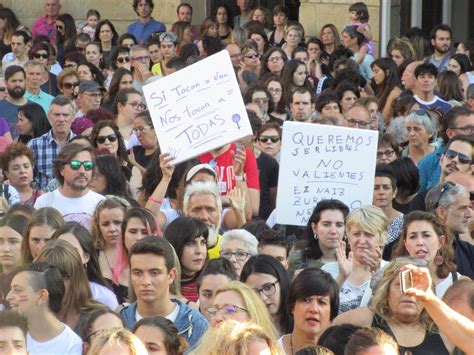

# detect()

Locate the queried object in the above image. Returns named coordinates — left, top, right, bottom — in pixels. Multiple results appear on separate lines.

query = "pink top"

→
left=32, top=16, right=57, bottom=43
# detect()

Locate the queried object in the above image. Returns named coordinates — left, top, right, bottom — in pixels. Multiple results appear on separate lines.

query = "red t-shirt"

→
left=198, top=144, right=260, bottom=195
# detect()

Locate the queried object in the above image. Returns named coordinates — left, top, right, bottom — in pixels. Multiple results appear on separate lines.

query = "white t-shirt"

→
left=135, top=302, right=179, bottom=323
left=34, top=189, right=105, bottom=230
left=27, top=324, right=82, bottom=355
left=89, top=281, right=119, bottom=310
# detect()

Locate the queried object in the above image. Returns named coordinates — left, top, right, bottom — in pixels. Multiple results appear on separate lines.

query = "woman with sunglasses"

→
left=241, top=255, right=293, bottom=336
left=27, top=42, right=58, bottom=96
left=244, top=85, right=277, bottom=125
left=57, top=69, right=80, bottom=101
left=241, top=42, right=260, bottom=84
left=402, top=109, right=437, bottom=165
left=110, top=45, right=131, bottom=72
left=255, top=122, right=282, bottom=162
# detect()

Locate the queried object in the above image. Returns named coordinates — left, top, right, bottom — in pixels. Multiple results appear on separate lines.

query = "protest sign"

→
left=142, top=50, right=252, bottom=164
left=276, top=122, right=379, bottom=226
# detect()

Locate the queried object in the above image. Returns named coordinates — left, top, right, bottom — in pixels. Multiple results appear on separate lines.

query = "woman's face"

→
left=372, top=176, right=396, bottom=209
left=347, top=226, right=381, bottom=262
left=257, top=128, right=281, bottom=157
left=0, top=226, right=23, bottom=271
left=376, top=145, right=397, bottom=165
left=372, top=64, right=385, bottom=85
left=245, top=272, right=281, bottom=316
left=294, top=51, right=309, bottom=65
left=267, top=51, right=284, bottom=74
left=119, top=74, right=134, bottom=91
left=85, top=44, right=102, bottom=67
left=387, top=274, right=423, bottom=322
left=390, top=49, right=405, bottom=67
left=293, top=64, right=308, bottom=87
left=252, top=9, right=265, bottom=24
left=250, top=33, right=265, bottom=54
left=307, top=43, right=322, bottom=61
left=448, top=58, right=462, bottom=76
left=29, top=224, right=56, bottom=260
left=89, top=170, right=107, bottom=195
left=210, top=290, right=249, bottom=327
left=292, top=294, right=331, bottom=337
left=148, top=44, right=161, bottom=64
left=341, top=90, right=357, bottom=113
left=96, top=126, right=119, bottom=155
left=216, top=7, right=228, bottom=24
left=285, top=29, right=300, bottom=47
left=58, top=233, right=89, bottom=264
left=89, top=313, right=124, bottom=343
left=321, top=27, right=335, bottom=46
left=122, top=38, right=136, bottom=49
left=220, top=239, right=250, bottom=276
left=180, top=236, right=207, bottom=275
left=116, top=52, right=131, bottom=70
left=182, top=27, right=192, bottom=45
left=273, top=12, right=287, bottom=26
left=243, top=48, right=260, bottom=70
left=251, top=90, right=270, bottom=113
left=312, top=209, right=345, bottom=250
left=159, top=41, right=176, bottom=61
left=134, top=116, right=157, bottom=150
left=55, top=20, right=65, bottom=36
left=321, top=101, right=340, bottom=117
left=77, top=64, right=93, bottom=81
left=207, top=24, right=218, bottom=38
left=406, top=121, right=431, bottom=148
left=124, top=217, right=151, bottom=252
left=61, top=75, right=79, bottom=98
left=99, top=24, right=113, bottom=43
left=404, top=220, right=443, bottom=263
left=267, top=80, right=283, bottom=104
left=99, top=207, right=125, bottom=247
left=6, top=155, right=33, bottom=189
left=32, top=50, right=49, bottom=67
left=134, top=325, right=167, bottom=355
left=199, top=274, right=232, bottom=316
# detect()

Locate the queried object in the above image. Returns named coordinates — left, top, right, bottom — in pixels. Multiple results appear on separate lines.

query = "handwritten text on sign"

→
left=276, top=122, right=379, bottom=226
left=142, top=50, right=252, bottom=164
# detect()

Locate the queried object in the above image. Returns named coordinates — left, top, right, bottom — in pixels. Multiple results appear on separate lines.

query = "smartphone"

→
left=235, top=142, right=243, bottom=152
left=399, top=269, right=413, bottom=294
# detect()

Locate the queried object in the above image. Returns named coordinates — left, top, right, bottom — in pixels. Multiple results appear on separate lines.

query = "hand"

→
left=159, top=153, right=175, bottom=180
left=228, top=187, right=245, bottom=213
left=400, top=264, right=433, bottom=301
left=336, top=240, right=352, bottom=278
left=237, top=61, right=245, bottom=77
left=137, top=62, right=152, bottom=81
left=231, top=144, right=246, bottom=176
left=359, top=246, right=382, bottom=272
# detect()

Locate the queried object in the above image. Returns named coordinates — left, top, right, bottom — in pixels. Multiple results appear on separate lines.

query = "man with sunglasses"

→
left=34, top=143, right=104, bottom=228
left=426, top=181, right=474, bottom=279
left=76, top=80, right=105, bottom=118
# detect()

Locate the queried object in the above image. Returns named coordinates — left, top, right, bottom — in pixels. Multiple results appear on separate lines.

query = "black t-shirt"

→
left=257, top=152, right=279, bottom=220
left=132, top=146, right=154, bottom=169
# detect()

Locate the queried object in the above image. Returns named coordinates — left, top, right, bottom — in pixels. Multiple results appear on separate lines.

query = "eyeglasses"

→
left=258, top=136, right=280, bottom=143
left=245, top=54, right=260, bottom=59
left=451, top=125, right=474, bottom=135
left=220, top=250, right=250, bottom=261
left=117, top=56, right=131, bottom=64
left=377, top=149, right=395, bottom=158
left=205, top=304, right=248, bottom=318
left=132, top=55, right=150, bottom=62
left=132, top=126, right=153, bottom=134
left=33, top=53, right=49, bottom=59
left=96, top=134, right=117, bottom=144
left=253, top=281, right=279, bottom=297
left=268, top=88, right=282, bottom=94
left=67, top=160, right=94, bottom=171
left=347, top=118, right=370, bottom=128
left=253, top=98, right=269, bottom=105
left=444, top=149, right=472, bottom=165
left=126, top=102, right=147, bottom=110
left=62, top=82, right=79, bottom=89
left=435, top=181, right=456, bottom=207
left=268, top=56, right=283, bottom=62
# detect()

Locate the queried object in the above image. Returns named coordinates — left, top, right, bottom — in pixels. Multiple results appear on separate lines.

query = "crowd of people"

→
left=0, top=0, right=473, bottom=354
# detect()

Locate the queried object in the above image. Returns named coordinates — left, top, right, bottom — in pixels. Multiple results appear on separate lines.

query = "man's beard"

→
left=435, top=44, right=449, bottom=54
left=8, top=86, right=26, bottom=99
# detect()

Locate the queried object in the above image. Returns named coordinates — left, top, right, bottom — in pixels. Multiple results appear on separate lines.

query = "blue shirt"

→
left=127, top=18, right=166, bottom=44
left=414, top=95, right=452, bottom=114
left=24, top=90, right=54, bottom=115
left=417, top=144, right=444, bottom=193
left=28, top=130, right=75, bottom=191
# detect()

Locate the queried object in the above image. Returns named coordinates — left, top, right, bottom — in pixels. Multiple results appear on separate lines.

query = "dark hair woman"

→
left=94, top=19, right=119, bottom=69
left=103, top=68, right=134, bottom=112
left=16, top=102, right=51, bottom=144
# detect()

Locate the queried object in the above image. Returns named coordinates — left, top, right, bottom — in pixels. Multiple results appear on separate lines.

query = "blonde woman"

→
left=87, top=328, right=147, bottom=355
left=282, top=24, right=303, bottom=59
left=332, top=261, right=449, bottom=354
left=191, top=320, right=282, bottom=355
left=207, top=280, right=278, bottom=340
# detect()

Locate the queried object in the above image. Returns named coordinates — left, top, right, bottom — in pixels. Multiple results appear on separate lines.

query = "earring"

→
left=314, top=234, right=318, bottom=240
left=434, top=250, right=444, bottom=266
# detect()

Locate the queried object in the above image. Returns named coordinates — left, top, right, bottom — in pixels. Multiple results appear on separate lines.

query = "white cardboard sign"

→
left=276, top=122, right=379, bottom=226
left=142, top=50, right=252, bottom=164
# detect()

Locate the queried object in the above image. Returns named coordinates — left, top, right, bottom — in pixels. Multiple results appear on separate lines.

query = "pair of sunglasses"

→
left=68, top=160, right=94, bottom=171
left=444, top=149, right=472, bottom=165
left=96, top=134, right=117, bottom=144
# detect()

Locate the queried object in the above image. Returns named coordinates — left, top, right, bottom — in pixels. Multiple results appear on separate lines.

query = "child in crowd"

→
left=82, top=9, right=100, bottom=40
left=348, top=2, right=374, bottom=63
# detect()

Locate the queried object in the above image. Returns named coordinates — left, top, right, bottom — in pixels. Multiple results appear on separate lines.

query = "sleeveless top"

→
left=372, top=314, right=449, bottom=355
left=269, top=30, right=285, bottom=47
left=466, top=72, right=474, bottom=84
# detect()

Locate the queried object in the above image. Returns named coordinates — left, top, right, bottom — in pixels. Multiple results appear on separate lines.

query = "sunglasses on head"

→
left=62, top=82, right=79, bottom=89
left=259, top=136, right=280, bottom=143
left=444, top=149, right=472, bottom=165
left=96, top=134, right=117, bottom=144
left=117, top=56, right=131, bottom=64
left=33, top=53, right=49, bottom=59
left=68, top=160, right=94, bottom=171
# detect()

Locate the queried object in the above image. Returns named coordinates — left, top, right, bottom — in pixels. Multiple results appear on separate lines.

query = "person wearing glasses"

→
left=110, top=45, right=131, bottom=73
left=130, top=44, right=154, bottom=91
left=241, top=254, right=293, bottom=336
left=75, top=80, right=105, bottom=118
left=34, top=143, right=105, bottom=228
left=207, top=280, right=277, bottom=339
left=425, top=181, right=474, bottom=279
left=57, top=68, right=80, bottom=100
left=130, top=110, right=157, bottom=174
left=219, top=229, right=258, bottom=277
left=120, top=236, right=208, bottom=348
left=376, top=133, right=400, bottom=165
left=344, top=104, right=375, bottom=130
left=256, top=122, right=281, bottom=162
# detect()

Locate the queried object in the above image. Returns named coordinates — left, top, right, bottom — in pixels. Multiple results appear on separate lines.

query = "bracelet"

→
left=148, top=197, right=163, bottom=204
